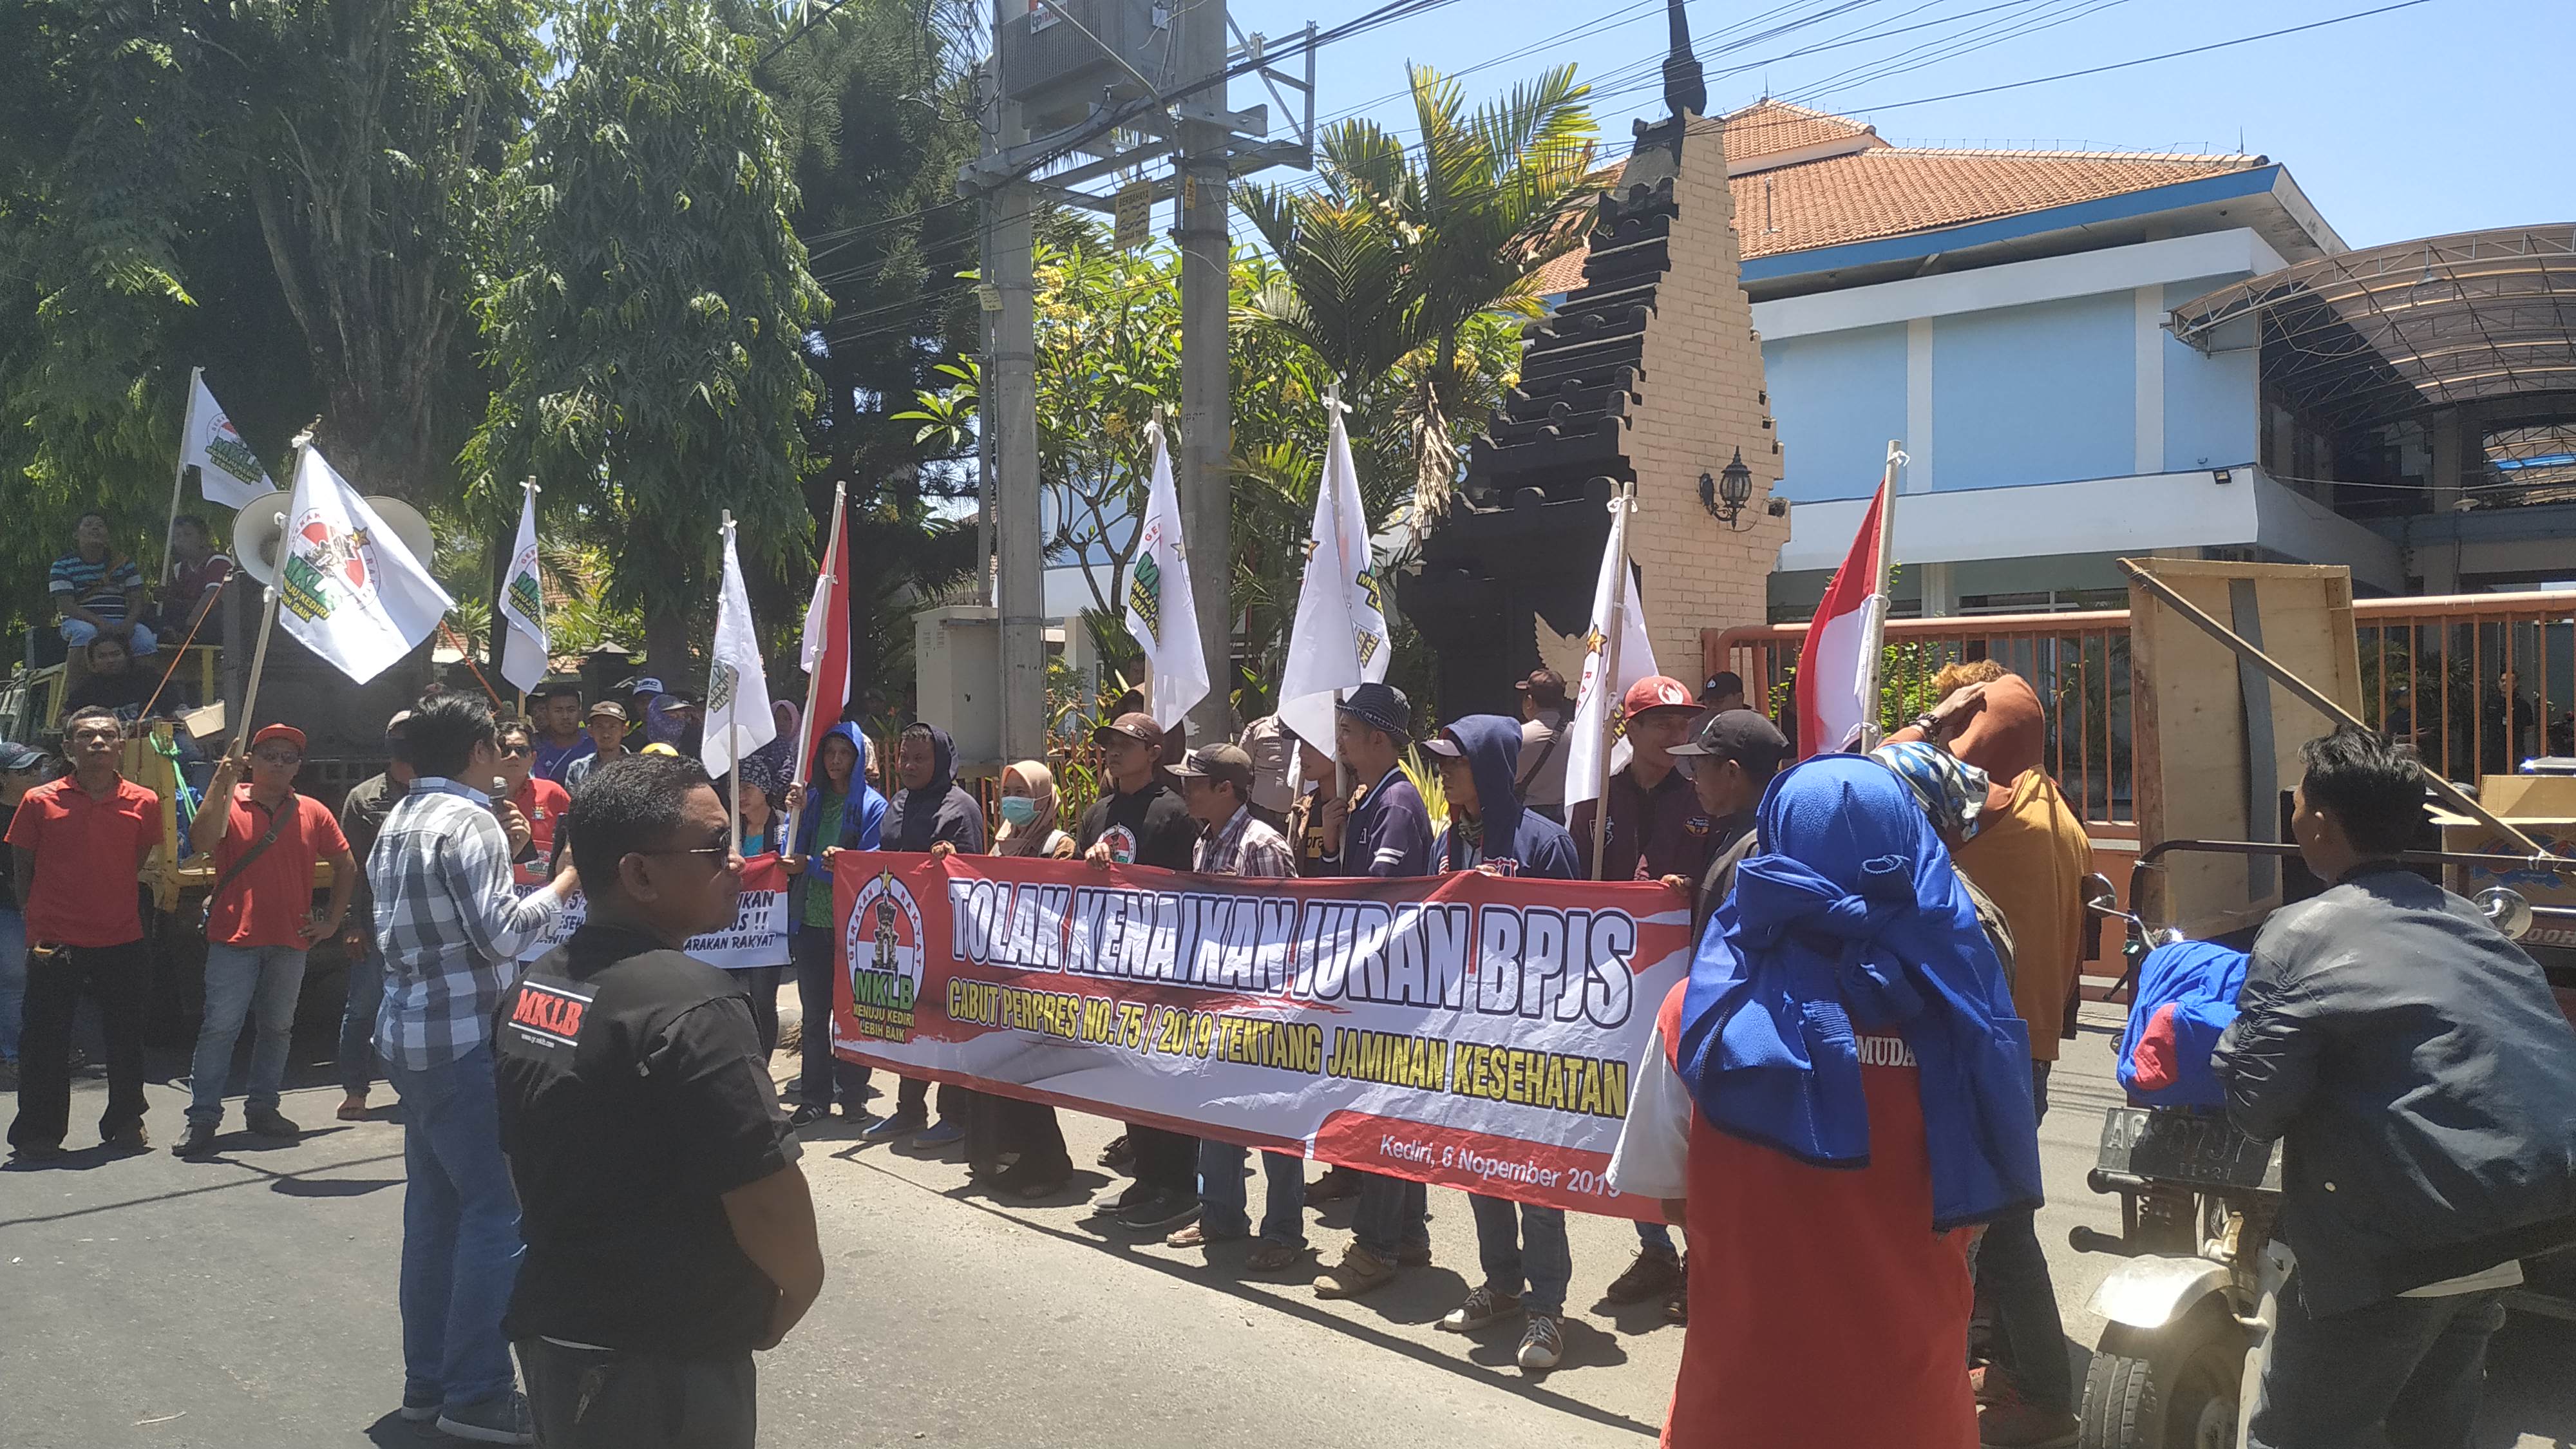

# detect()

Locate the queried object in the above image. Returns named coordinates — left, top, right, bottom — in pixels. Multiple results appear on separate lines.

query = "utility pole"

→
left=990, top=26, right=1046, bottom=764
left=1175, top=0, right=1234, bottom=750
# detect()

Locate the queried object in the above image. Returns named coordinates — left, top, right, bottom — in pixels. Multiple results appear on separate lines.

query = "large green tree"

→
left=467, top=0, right=827, bottom=671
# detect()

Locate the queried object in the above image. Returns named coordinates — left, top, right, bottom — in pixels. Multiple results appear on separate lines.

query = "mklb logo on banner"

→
left=845, top=870, right=926, bottom=1043
left=280, top=511, right=381, bottom=624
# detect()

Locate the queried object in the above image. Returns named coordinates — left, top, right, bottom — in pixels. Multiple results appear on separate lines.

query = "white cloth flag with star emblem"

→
left=701, top=516, right=776, bottom=782
left=497, top=484, right=548, bottom=694
left=1276, top=401, right=1388, bottom=755
left=272, top=446, right=453, bottom=684
left=1122, top=424, right=1209, bottom=730
left=178, top=372, right=272, bottom=509
left=1564, top=495, right=1658, bottom=814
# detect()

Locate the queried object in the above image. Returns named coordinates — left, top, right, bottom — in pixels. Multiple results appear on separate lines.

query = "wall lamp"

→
left=1701, top=448, right=1756, bottom=528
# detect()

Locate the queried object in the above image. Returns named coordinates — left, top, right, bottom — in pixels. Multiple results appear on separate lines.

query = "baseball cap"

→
left=529, top=680, right=581, bottom=703
left=250, top=723, right=307, bottom=754
left=1093, top=712, right=1164, bottom=750
left=1419, top=731, right=1465, bottom=759
left=0, top=740, right=45, bottom=773
left=1701, top=670, right=1744, bottom=700
left=1621, top=675, right=1698, bottom=717
left=1671, top=709, right=1788, bottom=771
left=1514, top=668, right=1567, bottom=707
left=623, top=676, right=666, bottom=696
left=587, top=700, right=629, bottom=723
left=1335, top=681, right=1411, bottom=739
left=1171, top=743, right=1254, bottom=793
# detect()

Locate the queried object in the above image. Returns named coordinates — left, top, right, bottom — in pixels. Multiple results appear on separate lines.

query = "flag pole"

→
left=1588, top=480, right=1636, bottom=882
left=782, top=481, right=846, bottom=855
left=229, top=428, right=306, bottom=759
left=520, top=475, right=544, bottom=717
left=1851, top=440, right=1902, bottom=752
left=163, top=366, right=204, bottom=583
left=723, top=510, right=743, bottom=846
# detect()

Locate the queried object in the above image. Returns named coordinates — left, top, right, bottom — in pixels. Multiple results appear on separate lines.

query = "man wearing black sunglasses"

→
left=495, top=753, right=820, bottom=1448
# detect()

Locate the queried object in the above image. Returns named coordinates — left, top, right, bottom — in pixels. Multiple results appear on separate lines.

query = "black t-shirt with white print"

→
left=493, top=921, right=797, bottom=1358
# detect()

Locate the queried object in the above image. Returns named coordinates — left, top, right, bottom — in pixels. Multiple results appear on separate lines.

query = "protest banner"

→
left=830, top=852, right=1690, bottom=1218
left=516, top=854, right=793, bottom=969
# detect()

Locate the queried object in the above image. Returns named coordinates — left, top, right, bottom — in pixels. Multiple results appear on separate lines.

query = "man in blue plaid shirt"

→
left=370, top=693, right=581, bottom=1445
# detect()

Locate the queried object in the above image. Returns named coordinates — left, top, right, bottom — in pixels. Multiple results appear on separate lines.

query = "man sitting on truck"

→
left=2215, top=725, right=2576, bottom=1449
left=50, top=510, right=156, bottom=659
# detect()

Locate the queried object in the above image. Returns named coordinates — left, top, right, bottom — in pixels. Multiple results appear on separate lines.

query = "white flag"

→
left=701, top=518, right=777, bottom=782
left=498, top=485, right=548, bottom=694
left=1122, top=426, right=1209, bottom=730
left=1276, top=404, right=1388, bottom=755
left=179, top=374, right=272, bottom=509
left=273, top=448, right=453, bottom=685
left=1564, top=498, right=1659, bottom=813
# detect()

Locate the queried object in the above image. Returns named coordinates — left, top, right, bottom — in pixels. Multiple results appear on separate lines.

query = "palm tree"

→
left=1236, top=62, right=1602, bottom=537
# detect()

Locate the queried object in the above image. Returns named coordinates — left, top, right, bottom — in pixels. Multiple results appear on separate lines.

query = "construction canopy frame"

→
left=2167, top=225, right=2576, bottom=429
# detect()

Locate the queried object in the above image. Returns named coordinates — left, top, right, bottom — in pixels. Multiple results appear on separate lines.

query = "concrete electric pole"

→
left=1175, top=0, right=1233, bottom=753
left=990, top=57, right=1046, bottom=766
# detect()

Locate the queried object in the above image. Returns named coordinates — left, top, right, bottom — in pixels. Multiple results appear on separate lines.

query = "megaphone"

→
left=232, top=488, right=438, bottom=587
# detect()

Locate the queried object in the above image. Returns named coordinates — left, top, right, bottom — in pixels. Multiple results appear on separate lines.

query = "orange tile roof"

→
left=1535, top=103, right=2262, bottom=292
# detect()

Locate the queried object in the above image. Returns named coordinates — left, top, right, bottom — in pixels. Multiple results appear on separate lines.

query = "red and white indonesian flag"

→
left=1123, top=426, right=1209, bottom=730
left=703, top=520, right=777, bottom=781
left=497, top=485, right=547, bottom=694
left=179, top=372, right=272, bottom=509
left=797, top=487, right=855, bottom=775
left=273, top=447, right=453, bottom=685
left=1794, top=477, right=1891, bottom=757
left=1565, top=500, right=1658, bottom=813
left=1276, top=403, right=1389, bottom=755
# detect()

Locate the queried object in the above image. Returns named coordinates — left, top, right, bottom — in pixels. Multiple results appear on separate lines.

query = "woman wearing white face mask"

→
left=991, top=760, right=1075, bottom=860
left=965, top=759, right=1077, bottom=1183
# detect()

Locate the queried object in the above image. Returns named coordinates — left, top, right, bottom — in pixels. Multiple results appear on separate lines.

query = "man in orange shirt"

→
left=176, top=723, right=357, bottom=1158
left=6, top=707, right=165, bottom=1159
left=493, top=717, right=571, bottom=889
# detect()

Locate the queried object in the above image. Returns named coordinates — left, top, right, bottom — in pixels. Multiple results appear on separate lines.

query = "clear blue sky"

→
left=1218, top=0, right=2571, bottom=249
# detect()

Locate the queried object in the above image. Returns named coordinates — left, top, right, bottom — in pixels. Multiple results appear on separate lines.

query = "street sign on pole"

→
left=1114, top=178, right=1153, bottom=249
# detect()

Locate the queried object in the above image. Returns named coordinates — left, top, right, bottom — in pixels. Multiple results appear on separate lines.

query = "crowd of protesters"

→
left=5, top=649, right=2573, bottom=1449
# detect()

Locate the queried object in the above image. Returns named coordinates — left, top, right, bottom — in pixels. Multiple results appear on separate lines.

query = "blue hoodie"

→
left=790, top=721, right=887, bottom=923
left=1676, top=754, right=2043, bottom=1231
left=1430, top=714, right=1580, bottom=882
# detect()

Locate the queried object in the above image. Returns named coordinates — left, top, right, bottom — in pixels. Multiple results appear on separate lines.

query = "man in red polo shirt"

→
left=493, top=717, right=571, bottom=889
left=173, top=723, right=356, bottom=1158
left=6, top=706, right=164, bottom=1159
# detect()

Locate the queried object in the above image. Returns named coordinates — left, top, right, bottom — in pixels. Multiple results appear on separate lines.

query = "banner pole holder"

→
left=783, top=481, right=846, bottom=856
left=1587, top=479, right=1637, bottom=881
left=162, top=365, right=205, bottom=585
left=230, top=426, right=311, bottom=760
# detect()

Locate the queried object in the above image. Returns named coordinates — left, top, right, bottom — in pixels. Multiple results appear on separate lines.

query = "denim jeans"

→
left=790, top=924, right=868, bottom=1109
left=2246, top=1274, right=2507, bottom=1449
left=0, top=907, right=25, bottom=1060
left=1470, top=1194, right=1572, bottom=1315
left=385, top=1041, right=523, bottom=1414
left=339, top=944, right=385, bottom=1095
left=1635, top=1219, right=1676, bottom=1253
left=1979, top=1059, right=2072, bottom=1412
left=1351, top=1172, right=1429, bottom=1262
left=1198, top=1141, right=1306, bottom=1245
left=8, top=938, right=149, bottom=1151
left=61, top=617, right=158, bottom=654
left=187, top=942, right=309, bottom=1126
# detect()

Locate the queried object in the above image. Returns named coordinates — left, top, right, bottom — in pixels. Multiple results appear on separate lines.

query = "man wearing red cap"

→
left=175, top=723, right=357, bottom=1159
left=1567, top=672, right=1709, bottom=1305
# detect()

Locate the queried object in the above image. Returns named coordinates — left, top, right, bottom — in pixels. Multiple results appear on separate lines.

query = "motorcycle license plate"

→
left=2095, top=1106, right=2282, bottom=1193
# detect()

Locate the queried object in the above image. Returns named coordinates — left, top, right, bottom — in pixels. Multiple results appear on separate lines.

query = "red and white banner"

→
left=1795, top=471, right=1891, bottom=758
left=830, top=853, right=1692, bottom=1217
left=518, top=854, right=793, bottom=969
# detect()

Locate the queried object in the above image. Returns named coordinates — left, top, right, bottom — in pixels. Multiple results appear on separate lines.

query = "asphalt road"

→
left=3, top=1001, right=2568, bottom=1448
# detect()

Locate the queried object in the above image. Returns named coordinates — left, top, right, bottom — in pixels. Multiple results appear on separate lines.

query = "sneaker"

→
left=1977, top=1399, right=2078, bottom=1449
left=1437, top=1285, right=1522, bottom=1333
left=108, top=1121, right=149, bottom=1152
left=173, top=1121, right=222, bottom=1159
left=436, top=1390, right=536, bottom=1445
left=1306, top=1166, right=1360, bottom=1202
left=1114, top=1189, right=1200, bottom=1233
left=1515, top=1312, right=1565, bottom=1371
left=785, top=1103, right=828, bottom=1131
left=10, top=1141, right=66, bottom=1162
left=1098, top=1133, right=1135, bottom=1170
left=1604, top=1244, right=1683, bottom=1302
left=336, top=1092, right=370, bottom=1122
left=0, top=1057, right=17, bottom=1090
left=861, top=1112, right=926, bottom=1142
left=914, top=1119, right=966, bottom=1148
left=1166, top=1218, right=1244, bottom=1249
left=398, top=1391, right=440, bottom=1423
left=246, top=1107, right=301, bottom=1141
left=1312, top=1244, right=1397, bottom=1299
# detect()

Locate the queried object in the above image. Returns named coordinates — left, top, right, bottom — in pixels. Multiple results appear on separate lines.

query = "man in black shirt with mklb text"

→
left=493, top=755, right=824, bottom=1448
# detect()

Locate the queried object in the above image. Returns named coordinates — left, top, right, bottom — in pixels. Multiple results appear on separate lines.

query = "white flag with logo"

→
left=498, top=486, right=548, bottom=694
left=1564, top=500, right=1658, bottom=813
left=273, top=448, right=453, bottom=684
left=701, top=520, right=777, bottom=782
left=1122, top=426, right=1209, bottom=730
left=179, top=373, right=272, bottom=509
left=1276, top=404, right=1388, bottom=755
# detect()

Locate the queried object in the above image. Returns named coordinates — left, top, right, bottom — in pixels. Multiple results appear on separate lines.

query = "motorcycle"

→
left=2067, top=840, right=2575, bottom=1449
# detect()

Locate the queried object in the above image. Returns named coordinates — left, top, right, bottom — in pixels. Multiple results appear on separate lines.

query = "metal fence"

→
left=1706, top=589, right=2576, bottom=833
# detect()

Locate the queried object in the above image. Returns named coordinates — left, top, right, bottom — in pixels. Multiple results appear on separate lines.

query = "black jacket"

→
left=2213, top=864, right=2576, bottom=1316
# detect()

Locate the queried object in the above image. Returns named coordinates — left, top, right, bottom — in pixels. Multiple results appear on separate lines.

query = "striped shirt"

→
left=1195, top=806, right=1297, bottom=881
left=50, top=551, right=144, bottom=623
left=371, top=777, right=565, bottom=1070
